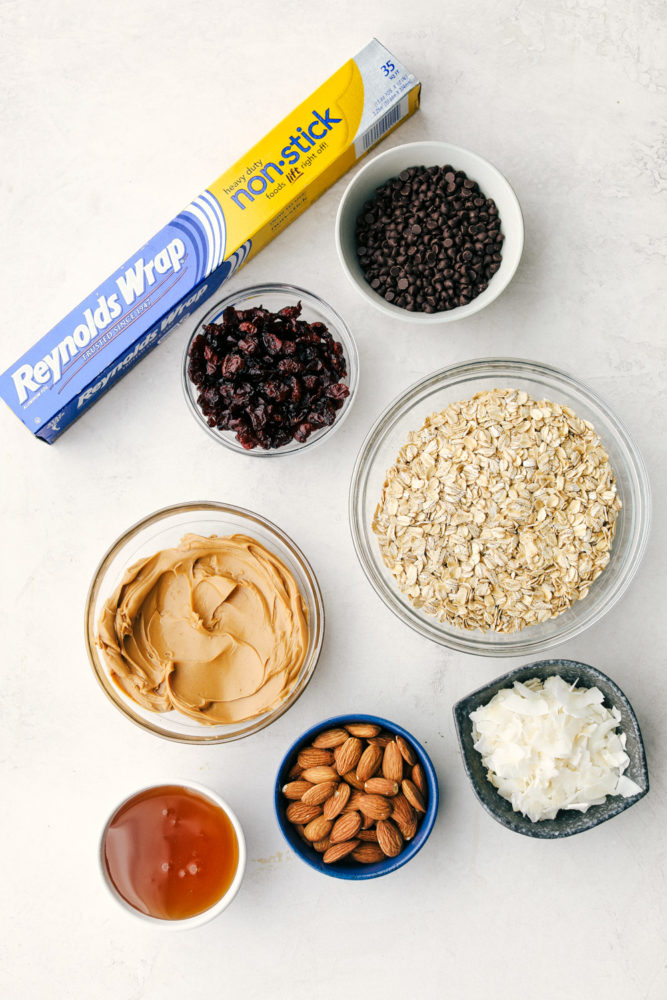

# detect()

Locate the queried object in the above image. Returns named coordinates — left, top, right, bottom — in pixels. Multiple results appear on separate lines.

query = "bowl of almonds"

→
left=274, top=714, right=439, bottom=879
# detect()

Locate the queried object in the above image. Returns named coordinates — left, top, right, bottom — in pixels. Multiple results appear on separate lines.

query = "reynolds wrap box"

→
left=1, top=39, right=420, bottom=442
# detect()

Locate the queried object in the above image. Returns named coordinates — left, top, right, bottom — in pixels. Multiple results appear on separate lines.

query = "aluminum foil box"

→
left=0, top=39, right=420, bottom=442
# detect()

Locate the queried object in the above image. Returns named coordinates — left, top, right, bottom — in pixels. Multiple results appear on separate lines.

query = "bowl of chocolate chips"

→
left=336, top=141, right=524, bottom=323
left=183, top=283, right=359, bottom=454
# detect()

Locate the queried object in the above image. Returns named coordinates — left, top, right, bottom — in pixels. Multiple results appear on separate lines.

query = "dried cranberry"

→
left=326, top=383, right=350, bottom=401
left=222, top=354, right=245, bottom=377
left=293, top=422, right=312, bottom=442
left=186, top=299, right=350, bottom=450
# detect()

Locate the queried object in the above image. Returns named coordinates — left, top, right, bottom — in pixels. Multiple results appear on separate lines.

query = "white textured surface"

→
left=1, top=2, right=666, bottom=998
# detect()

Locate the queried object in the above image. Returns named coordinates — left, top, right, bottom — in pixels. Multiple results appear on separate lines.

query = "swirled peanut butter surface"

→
left=96, top=534, right=309, bottom=725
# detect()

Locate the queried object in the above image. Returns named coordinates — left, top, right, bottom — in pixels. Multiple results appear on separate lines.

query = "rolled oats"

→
left=372, top=389, right=622, bottom=633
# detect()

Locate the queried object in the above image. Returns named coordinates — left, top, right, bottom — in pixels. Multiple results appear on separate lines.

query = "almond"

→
left=391, top=794, right=418, bottom=840
left=300, top=765, right=339, bottom=784
left=396, top=810, right=418, bottom=841
left=382, top=741, right=404, bottom=782
left=341, top=770, right=365, bottom=790
left=364, top=777, right=399, bottom=797
left=355, top=744, right=383, bottom=782
left=390, top=793, right=415, bottom=828
left=357, top=793, right=392, bottom=821
left=282, top=780, right=313, bottom=800
left=396, top=735, right=417, bottom=766
left=286, top=802, right=322, bottom=825
left=357, top=828, right=379, bottom=842
left=312, top=727, right=350, bottom=749
left=287, top=761, right=303, bottom=780
left=322, top=840, right=360, bottom=864
left=313, top=837, right=332, bottom=853
left=344, top=791, right=368, bottom=812
left=412, top=763, right=427, bottom=796
left=330, top=810, right=362, bottom=844
left=297, top=747, right=334, bottom=769
left=295, top=824, right=308, bottom=843
left=301, top=780, right=338, bottom=806
left=334, top=737, right=363, bottom=776
left=303, top=816, right=333, bottom=842
left=345, top=722, right=381, bottom=738
left=402, top=778, right=426, bottom=813
left=323, top=782, right=350, bottom=820
left=376, top=819, right=403, bottom=858
left=360, top=811, right=375, bottom=830
left=351, top=842, right=385, bottom=864
left=367, top=732, right=394, bottom=747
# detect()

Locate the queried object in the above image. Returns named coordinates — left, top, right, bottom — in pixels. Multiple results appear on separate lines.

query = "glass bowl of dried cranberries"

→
left=183, top=283, right=359, bottom=455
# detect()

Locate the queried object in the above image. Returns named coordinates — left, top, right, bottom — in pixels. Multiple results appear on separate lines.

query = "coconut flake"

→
left=469, top=675, right=638, bottom=823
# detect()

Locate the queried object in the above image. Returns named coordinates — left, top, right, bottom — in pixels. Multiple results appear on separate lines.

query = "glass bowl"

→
left=85, top=502, right=325, bottom=743
left=182, top=283, right=359, bottom=456
left=349, top=358, right=651, bottom=656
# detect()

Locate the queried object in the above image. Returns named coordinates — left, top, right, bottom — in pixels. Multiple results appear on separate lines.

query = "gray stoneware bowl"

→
left=453, top=659, right=648, bottom=838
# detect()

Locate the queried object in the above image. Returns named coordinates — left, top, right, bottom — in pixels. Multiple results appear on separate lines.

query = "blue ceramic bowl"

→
left=453, top=660, right=649, bottom=839
left=274, top=714, right=439, bottom=879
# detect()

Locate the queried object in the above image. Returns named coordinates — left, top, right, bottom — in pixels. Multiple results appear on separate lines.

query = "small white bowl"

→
left=99, top=781, right=246, bottom=928
left=335, top=141, right=524, bottom=323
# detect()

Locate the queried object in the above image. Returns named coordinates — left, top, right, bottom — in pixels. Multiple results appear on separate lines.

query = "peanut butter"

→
left=96, top=533, right=309, bottom=725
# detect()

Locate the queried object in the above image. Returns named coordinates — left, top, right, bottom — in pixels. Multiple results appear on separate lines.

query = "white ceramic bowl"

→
left=335, top=141, right=524, bottom=323
left=99, top=780, right=246, bottom=928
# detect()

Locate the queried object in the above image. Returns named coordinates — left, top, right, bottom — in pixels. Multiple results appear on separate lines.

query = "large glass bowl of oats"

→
left=350, top=359, right=651, bottom=655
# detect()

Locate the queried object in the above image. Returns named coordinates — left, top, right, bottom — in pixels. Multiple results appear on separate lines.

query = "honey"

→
left=103, top=785, right=239, bottom=920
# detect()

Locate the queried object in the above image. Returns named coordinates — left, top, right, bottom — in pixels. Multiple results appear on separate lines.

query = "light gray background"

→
left=1, top=2, right=665, bottom=998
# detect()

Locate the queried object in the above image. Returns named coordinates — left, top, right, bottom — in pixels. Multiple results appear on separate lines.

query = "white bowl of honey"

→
left=99, top=781, right=246, bottom=927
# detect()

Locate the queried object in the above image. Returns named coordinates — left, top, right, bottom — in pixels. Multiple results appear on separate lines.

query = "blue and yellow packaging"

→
left=0, top=39, right=420, bottom=442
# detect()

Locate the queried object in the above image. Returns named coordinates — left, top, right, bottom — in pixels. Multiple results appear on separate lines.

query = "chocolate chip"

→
left=355, top=164, right=504, bottom=312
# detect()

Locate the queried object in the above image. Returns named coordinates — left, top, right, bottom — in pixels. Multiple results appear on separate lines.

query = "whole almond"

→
left=345, top=723, right=381, bottom=738
left=360, top=812, right=375, bottom=830
left=396, top=735, right=417, bottom=766
left=297, top=747, right=334, bottom=769
left=382, top=741, right=404, bottom=782
left=286, top=802, right=322, bottom=825
left=295, top=824, right=308, bottom=843
left=344, top=791, right=368, bottom=813
left=313, top=837, right=332, bottom=853
left=395, top=810, right=418, bottom=841
left=357, top=793, right=392, bottom=821
left=323, top=782, right=350, bottom=820
left=352, top=842, right=385, bottom=863
left=335, top=737, right=363, bottom=776
left=341, top=770, right=365, bottom=790
left=282, top=780, right=313, bottom=800
left=376, top=819, right=403, bottom=858
left=356, top=744, right=383, bottom=782
left=402, top=778, right=426, bottom=813
left=323, top=840, right=360, bottom=864
left=303, top=816, right=333, bottom=842
left=330, top=810, right=362, bottom=844
left=412, top=763, right=427, bottom=796
left=301, top=780, right=338, bottom=806
left=390, top=793, right=415, bottom=828
left=391, top=794, right=418, bottom=840
left=287, top=761, right=303, bottom=780
left=357, top=828, right=379, bottom=842
left=364, top=777, right=399, bottom=797
left=367, top=732, right=394, bottom=747
left=301, top=765, right=339, bottom=784
left=312, top=727, right=349, bottom=749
